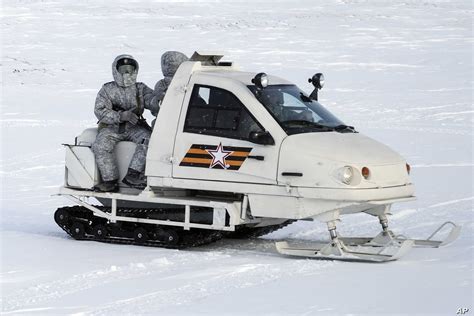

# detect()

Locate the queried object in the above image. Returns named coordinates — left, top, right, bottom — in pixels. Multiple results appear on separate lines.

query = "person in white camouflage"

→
left=92, top=54, right=159, bottom=192
left=154, top=51, right=189, bottom=104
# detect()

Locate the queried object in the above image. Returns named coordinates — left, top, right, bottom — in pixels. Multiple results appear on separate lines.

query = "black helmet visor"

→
left=116, top=58, right=138, bottom=71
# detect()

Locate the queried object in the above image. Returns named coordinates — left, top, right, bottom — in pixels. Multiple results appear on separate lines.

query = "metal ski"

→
left=275, top=218, right=461, bottom=262
left=340, top=221, right=461, bottom=248
left=275, top=219, right=416, bottom=262
left=402, top=221, right=461, bottom=247
left=275, top=239, right=414, bottom=262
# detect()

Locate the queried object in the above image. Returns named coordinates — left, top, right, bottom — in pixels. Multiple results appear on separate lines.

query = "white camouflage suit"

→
left=92, top=54, right=159, bottom=182
left=149, top=51, right=188, bottom=128
left=154, top=51, right=188, bottom=103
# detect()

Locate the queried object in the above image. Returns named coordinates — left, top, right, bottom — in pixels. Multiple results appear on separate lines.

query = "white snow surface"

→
left=1, top=0, right=473, bottom=315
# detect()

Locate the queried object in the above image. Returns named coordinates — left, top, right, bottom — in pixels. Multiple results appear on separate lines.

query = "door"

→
left=172, top=83, right=280, bottom=185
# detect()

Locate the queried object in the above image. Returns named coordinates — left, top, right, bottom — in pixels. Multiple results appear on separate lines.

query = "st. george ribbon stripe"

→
left=184, top=153, right=246, bottom=161
left=179, top=162, right=240, bottom=170
left=190, top=144, right=252, bottom=152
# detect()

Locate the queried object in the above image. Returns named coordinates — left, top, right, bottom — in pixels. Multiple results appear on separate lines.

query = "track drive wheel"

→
left=155, top=228, right=180, bottom=246
left=70, top=222, right=85, bottom=239
left=54, top=208, right=69, bottom=225
left=92, top=224, right=108, bottom=239
left=133, top=227, right=148, bottom=243
left=163, top=229, right=180, bottom=246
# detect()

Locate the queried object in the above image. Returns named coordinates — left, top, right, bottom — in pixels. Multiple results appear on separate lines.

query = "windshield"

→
left=248, top=84, right=355, bottom=135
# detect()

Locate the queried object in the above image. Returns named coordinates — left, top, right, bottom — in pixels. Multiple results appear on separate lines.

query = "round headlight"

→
left=317, top=73, right=325, bottom=88
left=252, top=72, right=268, bottom=89
left=309, top=73, right=324, bottom=89
left=342, top=166, right=354, bottom=184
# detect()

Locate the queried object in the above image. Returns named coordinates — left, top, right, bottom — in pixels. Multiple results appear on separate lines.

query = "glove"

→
left=120, top=111, right=138, bottom=125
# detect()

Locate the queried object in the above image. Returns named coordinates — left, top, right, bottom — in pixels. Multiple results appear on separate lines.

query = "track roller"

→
left=92, top=224, right=108, bottom=239
left=133, top=227, right=149, bottom=243
left=54, top=208, right=69, bottom=226
left=70, top=222, right=85, bottom=239
left=155, top=228, right=180, bottom=246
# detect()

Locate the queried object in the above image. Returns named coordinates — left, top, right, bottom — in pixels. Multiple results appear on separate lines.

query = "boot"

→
left=94, top=180, right=118, bottom=192
left=122, top=168, right=147, bottom=189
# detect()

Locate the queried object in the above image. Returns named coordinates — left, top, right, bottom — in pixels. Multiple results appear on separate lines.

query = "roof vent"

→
left=217, top=61, right=233, bottom=66
left=190, top=51, right=224, bottom=66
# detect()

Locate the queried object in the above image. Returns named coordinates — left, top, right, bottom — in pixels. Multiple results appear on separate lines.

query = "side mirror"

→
left=249, top=131, right=275, bottom=145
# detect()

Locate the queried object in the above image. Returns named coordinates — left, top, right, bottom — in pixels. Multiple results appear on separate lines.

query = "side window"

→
left=184, top=85, right=264, bottom=140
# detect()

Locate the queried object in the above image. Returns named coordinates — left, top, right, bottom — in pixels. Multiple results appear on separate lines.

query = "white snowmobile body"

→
left=145, top=59, right=414, bottom=221
left=58, top=53, right=459, bottom=261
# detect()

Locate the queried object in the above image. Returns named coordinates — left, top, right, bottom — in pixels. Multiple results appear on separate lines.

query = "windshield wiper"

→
left=333, top=124, right=356, bottom=132
left=281, top=120, right=335, bottom=131
left=281, top=121, right=357, bottom=133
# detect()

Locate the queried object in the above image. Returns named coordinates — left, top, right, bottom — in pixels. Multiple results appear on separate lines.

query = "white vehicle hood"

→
left=281, top=132, right=404, bottom=165
left=278, top=132, right=410, bottom=189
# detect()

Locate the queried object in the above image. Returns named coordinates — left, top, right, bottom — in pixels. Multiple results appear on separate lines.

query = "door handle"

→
left=281, top=172, right=303, bottom=177
left=248, top=155, right=264, bottom=161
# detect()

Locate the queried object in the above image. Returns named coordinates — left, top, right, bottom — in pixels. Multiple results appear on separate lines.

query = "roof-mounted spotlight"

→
left=252, top=72, right=268, bottom=90
left=308, top=73, right=324, bottom=101
left=309, top=73, right=324, bottom=89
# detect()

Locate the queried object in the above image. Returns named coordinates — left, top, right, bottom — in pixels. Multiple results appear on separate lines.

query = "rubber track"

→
left=226, top=220, right=295, bottom=239
left=54, top=206, right=224, bottom=249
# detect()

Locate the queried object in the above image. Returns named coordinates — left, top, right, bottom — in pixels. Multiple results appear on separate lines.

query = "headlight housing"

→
left=309, top=73, right=325, bottom=89
left=341, top=166, right=354, bottom=184
left=333, top=166, right=362, bottom=186
left=252, top=72, right=268, bottom=90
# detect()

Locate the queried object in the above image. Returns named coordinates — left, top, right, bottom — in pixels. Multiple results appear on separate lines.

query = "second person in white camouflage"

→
left=92, top=54, right=160, bottom=192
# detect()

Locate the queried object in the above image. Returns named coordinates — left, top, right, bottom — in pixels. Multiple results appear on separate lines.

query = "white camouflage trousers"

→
left=92, top=125, right=151, bottom=182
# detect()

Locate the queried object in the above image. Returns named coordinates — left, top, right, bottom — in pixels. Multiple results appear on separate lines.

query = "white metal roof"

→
left=193, top=68, right=293, bottom=86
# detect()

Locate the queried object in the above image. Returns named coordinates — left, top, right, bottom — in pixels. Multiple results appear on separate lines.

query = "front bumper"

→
left=249, top=184, right=415, bottom=220
left=296, top=183, right=415, bottom=202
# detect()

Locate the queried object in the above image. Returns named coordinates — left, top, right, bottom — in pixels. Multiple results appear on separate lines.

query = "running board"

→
left=275, top=239, right=414, bottom=263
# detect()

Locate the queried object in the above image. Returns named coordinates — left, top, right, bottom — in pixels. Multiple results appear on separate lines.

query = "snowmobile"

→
left=55, top=52, right=461, bottom=262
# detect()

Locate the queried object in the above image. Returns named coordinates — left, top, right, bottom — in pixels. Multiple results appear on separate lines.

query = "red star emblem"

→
left=206, top=143, right=233, bottom=169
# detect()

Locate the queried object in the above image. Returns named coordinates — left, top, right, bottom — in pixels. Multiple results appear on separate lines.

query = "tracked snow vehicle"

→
left=55, top=52, right=460, bottom=262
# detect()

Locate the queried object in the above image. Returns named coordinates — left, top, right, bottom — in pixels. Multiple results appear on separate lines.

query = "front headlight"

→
left=341, top=166, right=354, bottom=184
left=333, top=165, right=361, bottom=186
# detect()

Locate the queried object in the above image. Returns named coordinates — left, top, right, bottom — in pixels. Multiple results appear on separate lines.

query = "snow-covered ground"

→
left=1, top=0, right=472, bottom=314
